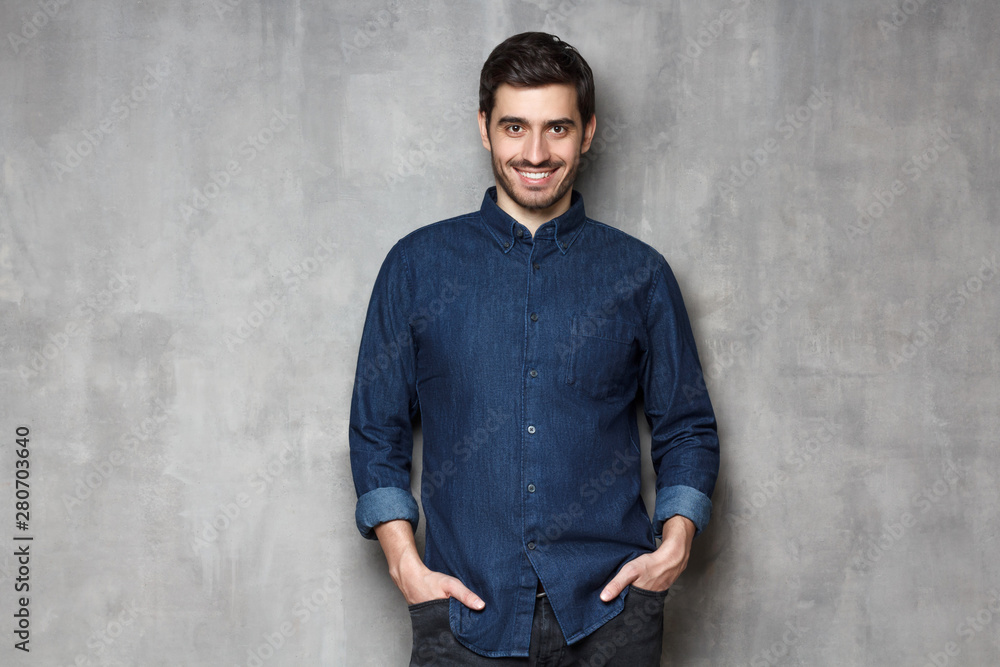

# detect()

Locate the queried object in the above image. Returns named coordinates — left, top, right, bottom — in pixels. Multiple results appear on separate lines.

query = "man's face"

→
left=478, top=83, right=596, bottom=221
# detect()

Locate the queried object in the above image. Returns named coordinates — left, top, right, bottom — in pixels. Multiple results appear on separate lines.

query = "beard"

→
left=490, top=151, right=580, bottom=212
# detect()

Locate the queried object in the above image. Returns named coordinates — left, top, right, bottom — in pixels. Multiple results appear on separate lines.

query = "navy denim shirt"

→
left=349, top=187, right=720, bottom=657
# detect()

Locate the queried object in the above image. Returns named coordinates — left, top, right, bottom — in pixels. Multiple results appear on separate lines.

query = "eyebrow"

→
left=496, top=115, right=578, bottom=128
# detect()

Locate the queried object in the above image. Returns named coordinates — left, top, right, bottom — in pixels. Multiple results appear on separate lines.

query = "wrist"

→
left=390, top=549, right=425, bottom=584
left=654, top=516, right=695, bottom=560
left=662, top=514, right=696, bottom=542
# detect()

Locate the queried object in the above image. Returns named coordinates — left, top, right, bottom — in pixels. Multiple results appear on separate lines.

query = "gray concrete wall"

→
left=1, top=0, right=998, bottom=664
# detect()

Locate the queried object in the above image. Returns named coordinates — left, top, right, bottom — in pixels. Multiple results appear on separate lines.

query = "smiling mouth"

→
left=515, top=168, right=555, bottom=181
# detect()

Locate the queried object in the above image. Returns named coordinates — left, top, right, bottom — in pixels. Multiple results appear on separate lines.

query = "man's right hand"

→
left=394, top=549, right=486, bottom=609
left=373, top=519, right=486, bottom=611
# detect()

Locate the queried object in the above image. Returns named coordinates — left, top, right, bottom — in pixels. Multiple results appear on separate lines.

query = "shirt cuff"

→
left=355, top=486, right=420, bottom=540
left=653, top=485, right=713, bottom=538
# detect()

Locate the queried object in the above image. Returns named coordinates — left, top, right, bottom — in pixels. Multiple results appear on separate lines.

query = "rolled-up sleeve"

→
left=639, top=254, right=720, bottom=538
left=349, top=242, right=421, bottom=540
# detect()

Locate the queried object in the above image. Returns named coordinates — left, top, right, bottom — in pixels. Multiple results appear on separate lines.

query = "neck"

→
left=494, top=187, right=572, bottom=237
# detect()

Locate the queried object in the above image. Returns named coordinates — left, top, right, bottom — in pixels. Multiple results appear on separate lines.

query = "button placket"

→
left=523, top=242, right=543, bottom=559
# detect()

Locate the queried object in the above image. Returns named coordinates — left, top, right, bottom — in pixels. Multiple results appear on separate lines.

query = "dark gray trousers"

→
left=408, top=585, right=667, bottom=667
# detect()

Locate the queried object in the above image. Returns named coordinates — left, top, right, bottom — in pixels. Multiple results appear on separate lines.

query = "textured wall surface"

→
left=1, top=0, right=998, bottom=665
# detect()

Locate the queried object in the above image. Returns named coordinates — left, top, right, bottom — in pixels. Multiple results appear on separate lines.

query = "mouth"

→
left=514, top=167, right=557, bottom=186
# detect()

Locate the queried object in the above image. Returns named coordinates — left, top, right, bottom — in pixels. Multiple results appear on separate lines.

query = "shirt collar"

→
left=479, top=186, right=588, bottom=255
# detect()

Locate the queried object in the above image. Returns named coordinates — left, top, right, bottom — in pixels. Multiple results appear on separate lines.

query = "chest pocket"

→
left=566, top=314, right=637, bottom=400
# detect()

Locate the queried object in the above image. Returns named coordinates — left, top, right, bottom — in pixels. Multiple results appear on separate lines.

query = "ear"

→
left=478, top=110, right=492, bottom=151
left=580, top=113, right=597, bottom=154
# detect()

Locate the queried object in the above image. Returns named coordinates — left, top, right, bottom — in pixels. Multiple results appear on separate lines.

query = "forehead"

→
left=491, top=83, right=580, bottom=123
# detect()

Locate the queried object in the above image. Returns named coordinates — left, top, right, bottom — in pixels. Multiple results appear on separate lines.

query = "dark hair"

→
left=479, top=32, right=595, bottom=127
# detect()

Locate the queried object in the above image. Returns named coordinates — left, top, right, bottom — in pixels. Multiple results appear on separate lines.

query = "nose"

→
left=523, top=130, right=550, bottom=166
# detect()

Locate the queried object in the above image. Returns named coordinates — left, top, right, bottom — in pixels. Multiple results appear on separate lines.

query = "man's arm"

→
left=601, top=255, right=720, bottom=600
left=350, top=242, right=422, bottom=540
left=349, top=243, right=484, bottom=608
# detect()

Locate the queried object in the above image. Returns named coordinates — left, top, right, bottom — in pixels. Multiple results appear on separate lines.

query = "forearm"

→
left=373, top=519, right=423, bottom=585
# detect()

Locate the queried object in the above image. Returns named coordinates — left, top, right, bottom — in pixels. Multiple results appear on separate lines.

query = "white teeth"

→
left=518, top=170, right=551, bottom=180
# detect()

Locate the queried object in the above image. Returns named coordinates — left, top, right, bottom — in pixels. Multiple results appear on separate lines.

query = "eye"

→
left=550, top=125, right=566, bottom=135
left=508, top=124, right=522, bottom=133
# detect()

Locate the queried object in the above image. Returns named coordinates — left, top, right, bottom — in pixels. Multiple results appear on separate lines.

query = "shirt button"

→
left=527, top=542, right=536, bottom=550
left=530, top=312, right=538, bottom=322
left=532, top=262, right=540, bottom=270
left=516, top=229, right=524, bottom=237
left=529, top=369, right=538, bottom=378
left=527, top=484, right=536, bottom=493
left=503, top=241, right=510, bottom=249
left=527, top=425, right=536, bottom=434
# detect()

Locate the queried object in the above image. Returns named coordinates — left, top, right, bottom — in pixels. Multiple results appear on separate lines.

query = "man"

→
left=349, top=32, right=720, bottom=666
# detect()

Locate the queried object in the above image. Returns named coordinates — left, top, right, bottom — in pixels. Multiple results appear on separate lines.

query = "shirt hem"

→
left=445, top=595, right=628, bottom=657
left=562, top=595, right=628, bottom=645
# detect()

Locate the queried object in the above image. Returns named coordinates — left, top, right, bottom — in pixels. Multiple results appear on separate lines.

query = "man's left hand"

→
left=599, top=514, right=697, bottom=602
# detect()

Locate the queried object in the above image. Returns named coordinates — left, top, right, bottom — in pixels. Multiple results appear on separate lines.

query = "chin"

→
left=507, top=178, right=568, bottom=211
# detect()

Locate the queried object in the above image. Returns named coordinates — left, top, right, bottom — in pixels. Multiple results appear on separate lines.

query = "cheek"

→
left=557, top=148, right=580, bottom=168
left=495, top=146, right=520, bottom=165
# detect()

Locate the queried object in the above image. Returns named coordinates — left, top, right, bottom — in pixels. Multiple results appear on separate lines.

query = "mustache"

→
left=508, top=160, right=564, bottom=170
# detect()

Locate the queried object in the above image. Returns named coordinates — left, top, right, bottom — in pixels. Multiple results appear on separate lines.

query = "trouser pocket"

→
left=408, top=599, right=453, bottom=667
left=628, top=584, right=670, bottom=599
